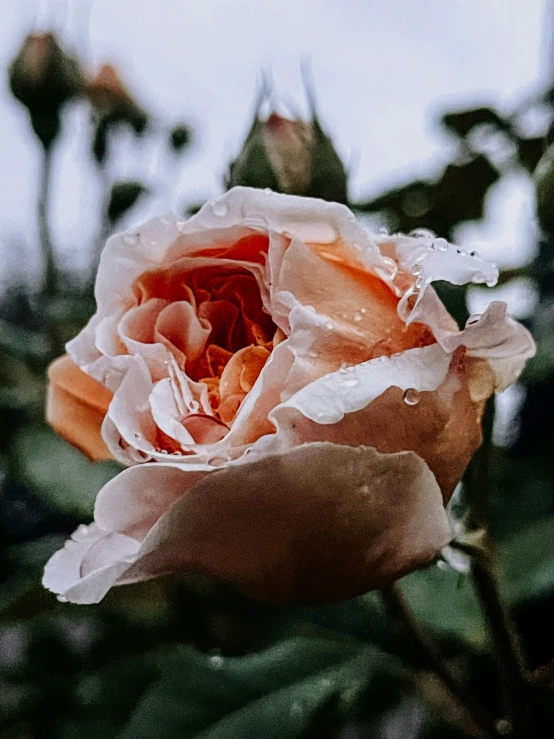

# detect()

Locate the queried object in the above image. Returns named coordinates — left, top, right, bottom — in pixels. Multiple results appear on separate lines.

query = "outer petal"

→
left=259, top=343, right=482, bottom=499
left=43, top=443, right=451, bottom=605
left=46, top=356, right=113, bottom=461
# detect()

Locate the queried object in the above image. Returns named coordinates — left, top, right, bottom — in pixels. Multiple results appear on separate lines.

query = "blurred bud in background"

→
left=227, top=87, right=348, bottom=203
left=8, top=32, right=83, bottom=150
left=86, top=63, right=149, bottom=164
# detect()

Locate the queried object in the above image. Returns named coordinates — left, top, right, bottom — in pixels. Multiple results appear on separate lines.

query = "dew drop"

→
left=414, top=276, right=423, bottom=290
left=470, top=250, right=479, bottom=258
left=353, top=312, right=363, bottom=322
left=160, top=449, right=168, bottom=455
left=57, top=595, right=68, bottom=603
left=409, top=228, right=435, bottom=240
left=403, top=388, right=420, bottom=406
left=209, top=655, right=224, bottom=669
left=378, top=226, right=390, bottom=235
left=76, top=524, right=89, bottom=537
left=211, top=199, right=228, bottom=217
left=133, top=432, right=142, bottom=441
left=325, top=320, right=334, bottom=330
left=360, top=307, right=367, bottom=314
left=264, top=187, right=273, bottom=194
left=375, top=256, right=398, bottom=282
left=122, top=234, right=137, bottom=246
left=465, top=314, right=482, bottom=327
left=411, top=263, right=422, bottom=276
left=434, top=238, right=448, bottom=252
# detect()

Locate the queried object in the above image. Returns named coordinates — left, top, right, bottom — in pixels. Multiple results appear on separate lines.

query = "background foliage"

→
left=2, top=23, right=554, bottom=739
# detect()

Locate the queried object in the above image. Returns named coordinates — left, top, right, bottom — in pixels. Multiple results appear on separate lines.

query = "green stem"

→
left=38, top=145, right=57, bottom=298
left=467, top=542, right=534, bottom=738
left=380, top=584, right=499, bottom=739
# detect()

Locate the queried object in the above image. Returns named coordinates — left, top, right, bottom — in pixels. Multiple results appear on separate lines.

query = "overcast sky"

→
left=0, top=0, right=549, bottom=283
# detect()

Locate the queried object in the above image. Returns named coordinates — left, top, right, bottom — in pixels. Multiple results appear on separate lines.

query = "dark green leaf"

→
left=107, top=182, right=148, bottom=224
left=120, top=636, right=382, bottom=739
left=10, top=425, right=122, bottom=517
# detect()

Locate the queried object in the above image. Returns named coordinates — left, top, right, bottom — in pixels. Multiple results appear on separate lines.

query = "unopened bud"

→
left=8, top=32, right=83, bottom=148
left=86, top=64, right=148, bottom=134
left=228, top=94, right=348, bottom=203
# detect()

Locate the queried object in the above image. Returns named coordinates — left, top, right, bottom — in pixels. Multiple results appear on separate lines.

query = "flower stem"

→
left=464, top=540, right=534, bottom=738
left=38, top=145, right=57, bottom=299
left=380, top=584, right=499, bottom=739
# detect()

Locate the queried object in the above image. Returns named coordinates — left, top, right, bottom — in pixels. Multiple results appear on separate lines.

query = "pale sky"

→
left=0, top=0, right=548, bottom=289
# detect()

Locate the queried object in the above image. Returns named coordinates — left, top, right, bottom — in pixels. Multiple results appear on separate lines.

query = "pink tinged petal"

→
left=181, top=414, right=229, bottom=445
left=276, top=343, right=452, bottom=426
left=154, top=301, right=211, bottom=364
left=118, top=298, right=170, bottom=380
left=42, top=523, right=140, bottom=604
left=121, top=443, right=451, bottom=604
left=377, top=234, right=498, bottom=323
left=43, top=465, right=211, bottom=604
left=102, top=355, right=158, bottom=463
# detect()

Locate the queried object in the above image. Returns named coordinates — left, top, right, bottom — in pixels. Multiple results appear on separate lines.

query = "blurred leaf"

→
left=107, top=182, right=148, bottom=224
left=61, top=653, right=161, bottom=739
left=440, top=107, right=508, bottom=138
left=1, top=536, right=64, bottom=617
left=10, top=424, right=122, bottom=517
left=169, top=124, right=192, bottom=153
left=0, top=318, right=50, bottom=362
left=535, top=142, right=554, bottom=236
left=517, top=136, right=545, bottom=173
left=120, top=636, right=382, bottom=739
left=500, top=516, right=554, bottom=605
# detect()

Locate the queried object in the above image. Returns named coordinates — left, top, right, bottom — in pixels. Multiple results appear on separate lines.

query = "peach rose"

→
left=43, top=187, right=534, bottom=605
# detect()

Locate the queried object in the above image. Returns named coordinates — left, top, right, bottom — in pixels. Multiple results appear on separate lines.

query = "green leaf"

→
left=499, top=516, right=554, bottom=605
left=10, top=424, right=122, bottom=517
left=119, top=637, right=382, bottom=739
left=400, top=565, right=485, bottom=647
left=107, top=182, right=148, bottom=224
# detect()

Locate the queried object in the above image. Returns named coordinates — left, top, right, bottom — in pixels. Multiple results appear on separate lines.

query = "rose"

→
left=43, top=187, right=534, bottom=605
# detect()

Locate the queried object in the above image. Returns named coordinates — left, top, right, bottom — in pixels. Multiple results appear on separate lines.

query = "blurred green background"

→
left=2, top=2, right=554, bottom=738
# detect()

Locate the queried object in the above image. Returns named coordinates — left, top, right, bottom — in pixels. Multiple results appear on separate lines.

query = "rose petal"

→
left=44, top=443, right=450, bottom=604
left=46, top=356, right=113, bottom=461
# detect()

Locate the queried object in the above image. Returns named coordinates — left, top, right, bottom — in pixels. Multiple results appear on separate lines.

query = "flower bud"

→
left=8, top=32, right=83, bottom=148
left=86, top=64, right=148, bottom=134
left=228, top=99, right=348, bottom=203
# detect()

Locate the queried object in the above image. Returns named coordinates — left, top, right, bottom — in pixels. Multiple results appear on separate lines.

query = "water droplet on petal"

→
left=209, top=655, right=224, bottom=669
left=360, top=307, right=367, bottom=314
left=160, top=449, right=168, bottom=455
left=470, top=250, right=479, bottom=258
left=122, top=234, right=137, bottom=246
left=465, top=314, right=482, bottom=327
left=378, top=226, right=390, bottom=235
left=434, top=238, right=449, bottom=252
left=409, top=228, right=435, bottom=240
left=414, top=276, right=423, bottom=290
left=57, top=595, right=68, bottom=603
left=264, top=187, right=273, bottom=194
left=411, top=263, right=422, bottom=276
left=353, top=312, right=363, bottom=322
left=325, top=320, right=334, bottom=330
left=375, top=256, right=398, bottom=282
left=133, top=432, right=142, bottom=441
left=403, top=388, right=420, bottom=406
left=211, top=199, right=228, bottom=217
